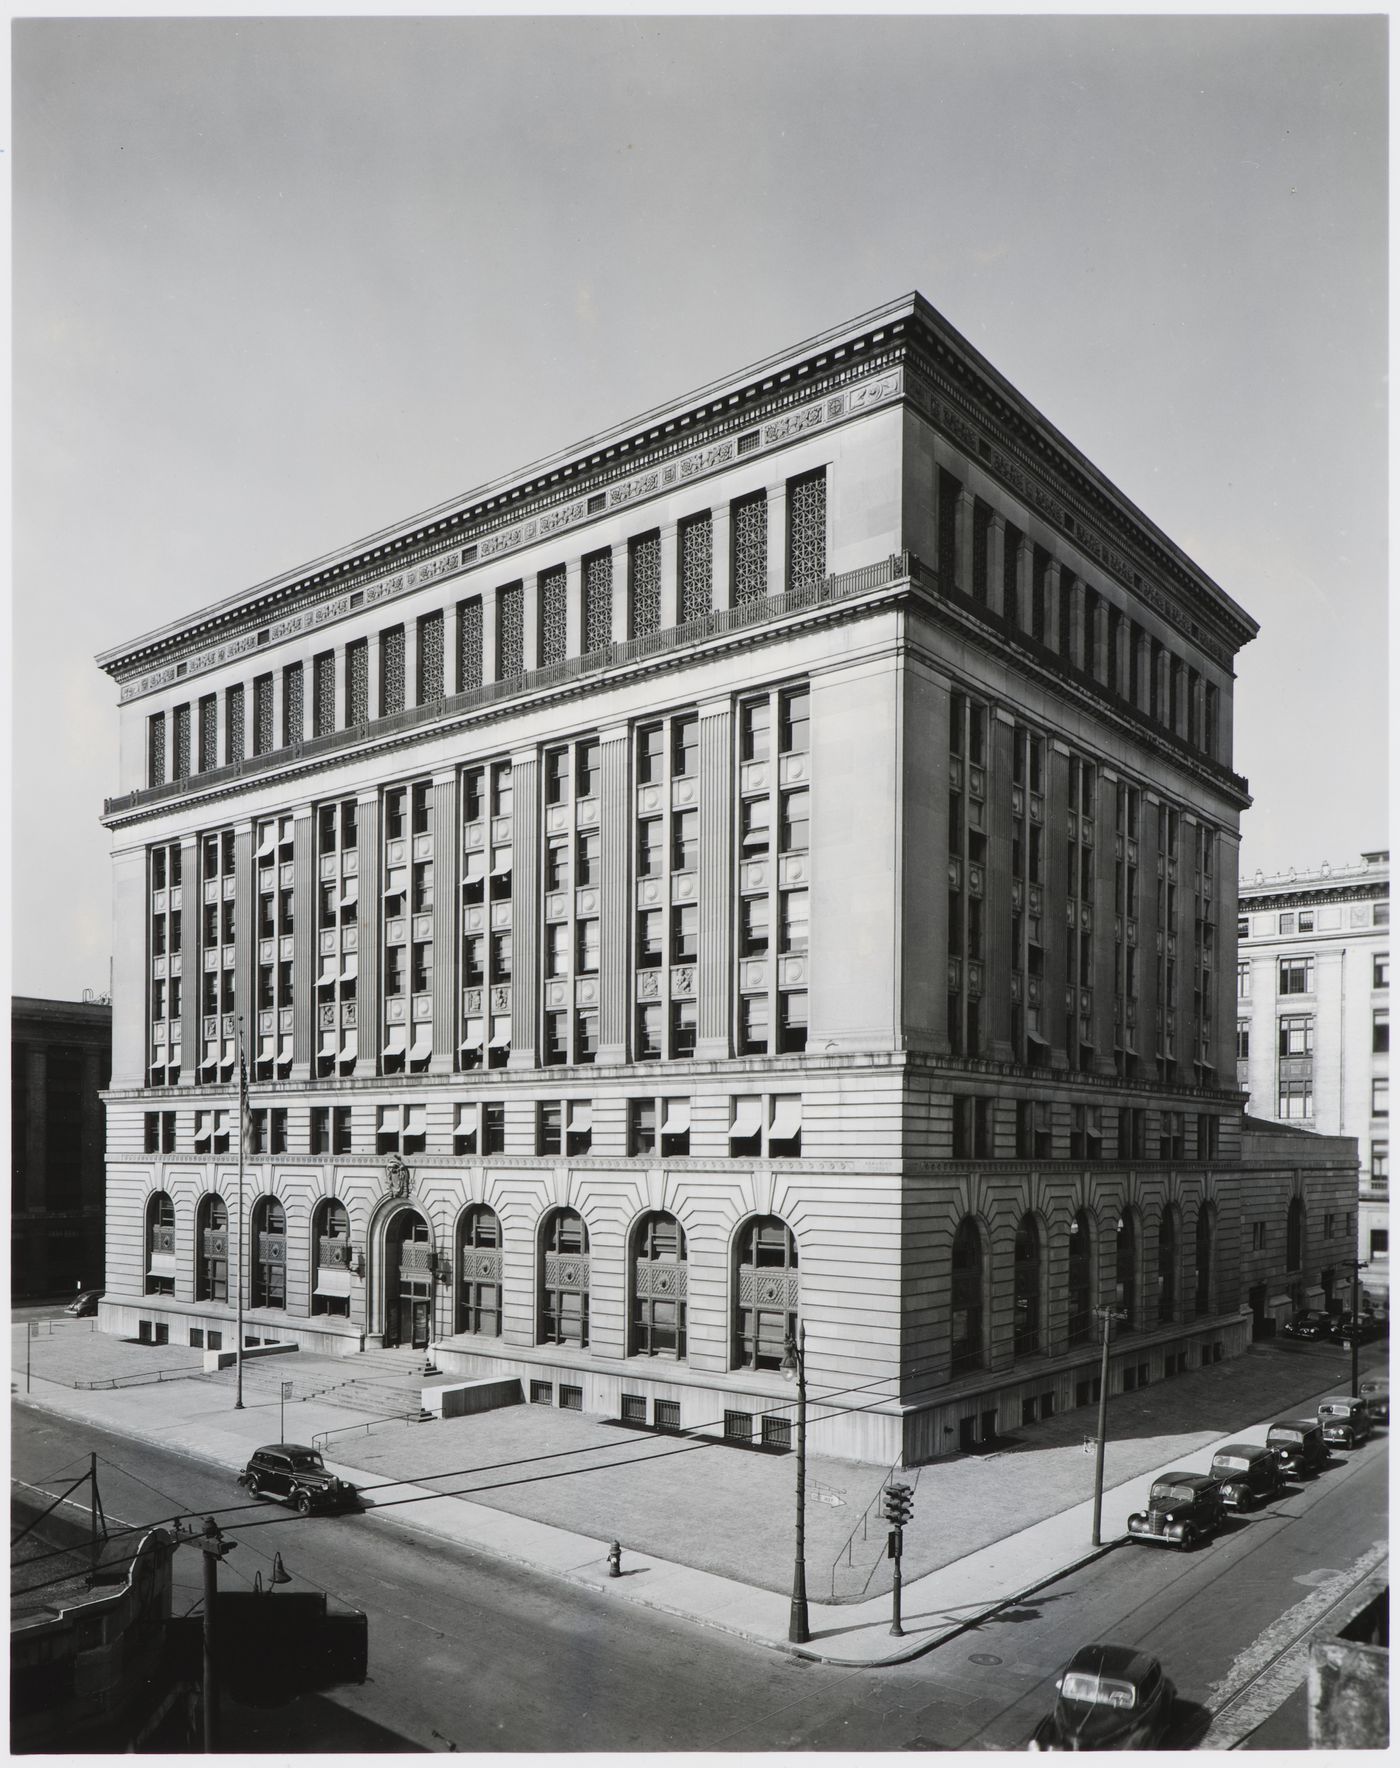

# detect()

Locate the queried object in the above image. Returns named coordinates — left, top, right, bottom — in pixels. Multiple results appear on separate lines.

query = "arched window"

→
left=539, top=1209, right=589, bottom=1346
left=195, top=1194, right=227, bottom=1302
left=734, top=1216, right=798, bottom=1371
left=251, top=1196, right=287, bottom=1310
left=950, top=1217, right=984, bottom=1375
left=146, top=1191, right=176, bottom=1297
left=1157, top=1208, right=1178, bottom=1324
left=1013, top=1214, right=1041, bottom=1357
left=312, top=1199, right=352, bottom=1318
left=631, top=1212, right=687, bottom=1359
left=1067, top=1209, right=1095, bottom=1346
left=1195, top=1203, right=1216, bottom=1316
left=457, top=1205, right=502, bottom=1337
left=1116, top=1207, right=1137, bottom=1331
left=1286, top=1198, right=1305, bottom=1273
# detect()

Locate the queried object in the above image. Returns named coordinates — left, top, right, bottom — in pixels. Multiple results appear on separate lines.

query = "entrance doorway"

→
left=384, top=1209, right=433, bottom=1349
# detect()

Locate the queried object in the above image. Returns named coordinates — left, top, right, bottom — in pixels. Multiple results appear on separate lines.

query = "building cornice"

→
left=1240, top=880, right=1389, bottom=914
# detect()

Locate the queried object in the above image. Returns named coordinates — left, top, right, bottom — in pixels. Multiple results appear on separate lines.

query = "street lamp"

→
left=779, top=1322, right=810, bottom=1645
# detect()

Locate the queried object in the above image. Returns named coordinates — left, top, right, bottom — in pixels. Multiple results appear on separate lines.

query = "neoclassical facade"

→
left=97, top=293, right=1356, bottom=1463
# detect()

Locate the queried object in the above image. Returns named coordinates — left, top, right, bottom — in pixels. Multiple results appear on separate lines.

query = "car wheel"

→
left=295, top=1490, right=311, bottom=1516
left=245, top=1475, right=261, bottom=1498
left=1179, top=1526, right=1197, bottom=1551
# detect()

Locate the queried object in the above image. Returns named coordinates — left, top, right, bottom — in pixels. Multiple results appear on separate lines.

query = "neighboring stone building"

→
left=1237, top=853, right=1387, bottom=1311
left=94, top=292, right=1354, bottom=1464
left=11, top=995, right=111, bottom=1299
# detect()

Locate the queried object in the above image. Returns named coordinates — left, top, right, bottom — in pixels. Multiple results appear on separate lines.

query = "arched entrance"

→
left=383, top=1207, right=433, bottom=1349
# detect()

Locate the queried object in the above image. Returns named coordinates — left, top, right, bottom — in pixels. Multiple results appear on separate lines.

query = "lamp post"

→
left=780, top=1322, right=810, bottom=1645
left=1090, top=1306, right=1126, bottom=1548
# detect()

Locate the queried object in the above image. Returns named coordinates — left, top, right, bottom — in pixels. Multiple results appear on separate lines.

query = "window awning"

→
left=405, top=1104, right=427, bottom=1137
left=319, top=1029, right=338, bottom=1057
left=1026, top=1029, right=1049, bottom=1047
left=384, top=1025, right=408, bottom=1056
left=661, top=1098, right=691, bottom=1135
left=464, top=849, right=487, bottom=882
left=257, top=827, right=277, bottom=859
left=148, top=1251, right=177, bottom=1278
left=340, top=954, right=358, bottom=984
left=194, top=1113, right=213, bottom=1151
left=491, top=850, right=513, bottom=877
left=314, top=1266, right=353, bottom=1298
left=489, top=1022, right=512, bottom=1049
left=339, top=1032, right=357, bottom=1068
left=769, top=1097, right=803, bottom=1142
left=409, top=1028, right=433, bottom=1062
left=379, top=1105, right=402, bottom=1135
left=568, top=1101, right=592, bottom=1133
left=461, top=1019, right=486, bottom=1050
left=455, top=1102, right=479, bottom=1136
left=387, top=866, right=409, bottom=898
left=339, top=878, right=359, bottom=910
left=318, top=955, right=338, bottom=985
left=730, top=1096, right=762, bottom=1139
left=258, top=1034, right=276, bottom=1059
left=200, top=1048, right=219, bottom=1074
left=276, top=1037, right=294, bottom=1068
left=220, top=1043, right=237, bottom=1077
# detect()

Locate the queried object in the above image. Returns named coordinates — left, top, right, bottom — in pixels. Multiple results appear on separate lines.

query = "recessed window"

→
left=1375, top=953, right=1389, bottom=989
left=1373, top=1010, right=1389, bottom=1054
left=1373, top=1078, right=1390, bottom=1119
left=1278, top=956, right=1315, bottom=996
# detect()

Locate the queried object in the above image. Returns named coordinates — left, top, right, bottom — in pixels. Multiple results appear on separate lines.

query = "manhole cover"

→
left=968, top=1653, right=1003, bottom=1666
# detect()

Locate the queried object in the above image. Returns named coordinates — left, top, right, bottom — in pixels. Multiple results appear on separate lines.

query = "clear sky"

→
left=11, top=12, right=1388, bottom=1001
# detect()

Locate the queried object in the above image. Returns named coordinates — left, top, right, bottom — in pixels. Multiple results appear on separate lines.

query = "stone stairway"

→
left=202, top=1345, right=439, bottom=1425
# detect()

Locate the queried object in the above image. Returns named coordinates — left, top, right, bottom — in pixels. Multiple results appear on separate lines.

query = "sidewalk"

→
left=11, top=1321, right=1388, bottom=1665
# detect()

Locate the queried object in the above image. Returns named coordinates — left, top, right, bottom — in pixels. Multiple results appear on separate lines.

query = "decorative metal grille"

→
left=788, top=470, right=826, bottom=590
left=498, top=582, right=524, bottom=678
left=149, top=714, right=166, bottom=787
left=630, top=533, right=661, bottom=638
left=318, top=1237, right=350, bottom=1266
left=173, top=704, right=191, bottom=778
left=737, top=1266, right=800, bottom=1309
left=254, top=677, right=273, bottom=755
left=679, top=515, right=712, bottom=621
left=151, top=1227, right=176, bottom=1255
left=314, top=651, right=335, bottom=737
left=381, top=628, right=406, bottom=714
left=461, top=1248, right=502, bottom=1283
left=203, top=1231, right=228, bottom=1258
left=258, top=1233, right=286, bottom=1264
left=584, top=552, right=613, bottom=652
left=285, top=664, right=304, bottom=742
left=458, top=599, right=483, bottom=691
left=199, top=696, right=217, bottom=771
left=401, top=1243, right=434, bottom=1273
left=634, top=1258, right=688, bottom=1299
left=732, top=493, right=768, bottom=607
left=539, top=568, right=566, bottom=667
left=544, top=1252, right=590, bottom=1291
left=348, top=641, right=369, bottom=725
left=226, top=685, right=245, bottom=762
left=418, top=611, right=444, bottom=702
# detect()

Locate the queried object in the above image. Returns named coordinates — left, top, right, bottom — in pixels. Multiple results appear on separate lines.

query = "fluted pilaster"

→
left=291, top=807, right=316, bottom=1081
left=356, top=793, right=382, bottom=1074
left=508, top=753, right=540, bottom=1066
left=430, top=771, right=459, bottom=1075
left=598, top=727, right=631, bottom=1063
left=696, top=700, right=733, bottom=1059
left=986, top=713, right=1015, bottom=1060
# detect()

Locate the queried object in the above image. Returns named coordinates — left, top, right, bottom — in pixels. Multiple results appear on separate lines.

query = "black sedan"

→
left=1281, top=1309, right=1332, bottom=1341
left=1028, top=1643, right=1175, bottom=1751
left=1328, top=1312, right=1379, bottom=1346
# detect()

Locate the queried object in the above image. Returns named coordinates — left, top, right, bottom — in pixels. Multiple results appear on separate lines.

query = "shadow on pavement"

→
left=1167, top=1696, right=1214, bottom=1749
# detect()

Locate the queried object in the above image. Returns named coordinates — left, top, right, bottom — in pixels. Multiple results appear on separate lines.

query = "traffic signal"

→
left=882, top=1482, right=913, bottom=1527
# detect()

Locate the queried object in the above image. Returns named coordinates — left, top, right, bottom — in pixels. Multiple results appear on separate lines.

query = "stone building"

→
left=95, top=292, right=1356, bottom=1463
left=1237, top=852, right=1386, bottom=1311
left=11, top=995, right=111, bottom=1300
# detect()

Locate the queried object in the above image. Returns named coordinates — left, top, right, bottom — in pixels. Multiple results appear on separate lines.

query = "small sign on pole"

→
left=281, top=1380, right=293, bottom=1440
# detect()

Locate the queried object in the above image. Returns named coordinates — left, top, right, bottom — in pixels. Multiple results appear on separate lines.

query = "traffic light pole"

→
left=890, top=1525, right=905, bottom=1637
left=882, top=1482, right=913, bottom=1637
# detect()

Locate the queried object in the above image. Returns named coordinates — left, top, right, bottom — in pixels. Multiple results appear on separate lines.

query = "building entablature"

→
left=97, top=293, right=1254, bottom=710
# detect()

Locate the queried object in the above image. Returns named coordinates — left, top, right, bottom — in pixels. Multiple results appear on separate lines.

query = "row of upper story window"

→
left=1239, top=902, right=1389, bottom=939
left=934, top=467, right=1225, bottom=763
left=1234, top=1008, right=1390, bottom=1062
left=1253, top=1074, right=1389, bottom=1123
left=141, top=1091, right=804, bottom=1161
left=1238, top=952, right=1390, bottom=997
left=141, top=470, right=828, bottom=790
left=950, top=1096, right=1223, bottom=1163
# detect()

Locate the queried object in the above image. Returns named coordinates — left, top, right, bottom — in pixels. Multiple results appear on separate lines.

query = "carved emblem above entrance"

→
left=384, top=1156, right=413, bottom=1200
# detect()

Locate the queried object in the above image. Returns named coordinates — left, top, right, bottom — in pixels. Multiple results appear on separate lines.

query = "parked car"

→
left=1208, top=1442, right=1285, bottom=1511
left=1281, top=1309, right=1333, bottom=1341
left=1028, top=1643, right=1175, bottom=1751
left=64, top=1290, right=102, bottom=1318
left=1359, top=1374, right=1389, bottom=1425
left=1126, top=1472, right=1225, bottom=1550
left=237, top=1444, right=357, bottom=1515
left=1265, top=1417, right=1330, bottom=1477
left=1328, top=1312, right=1379, bottom=1346
left=1315, top=1396, right=1373, bottom=1450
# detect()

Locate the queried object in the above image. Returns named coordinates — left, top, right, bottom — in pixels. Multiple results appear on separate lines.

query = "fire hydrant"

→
left=607, top=1540, right=622, bottom=1578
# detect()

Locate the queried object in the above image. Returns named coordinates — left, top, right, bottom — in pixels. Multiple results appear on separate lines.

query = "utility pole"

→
left=193, top=1517, right=236, bottom=1752
left=780, top=1323, right=809, bottom=1645
left=235, top=1018, right=247, bottom=1411
left=1090, top=1306, right=1120, bottom=1547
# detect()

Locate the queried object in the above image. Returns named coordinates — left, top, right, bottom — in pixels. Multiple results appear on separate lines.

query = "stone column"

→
left=1043, top=562, right=1062, bottom=655
left=955, top=487, right=975, bottom=599
left=1178, top=819, right=1199, bottom=1075
left=1137, top=797, right=1161, bottom=1071
left=1092, top=790, right=1117, bottom=1074
left=481, top=588, right=498, bottom=686
left=442, top=603, right=459, bottom=699
left=356, top=792, right=382, bottom=1074
left=597, top=725, right=631, bottom=1062
left=270, top=668, right=285, bottom=752
left=610, top=544, right=629, bottom=646
left=1091, top=597, right=1110, bottom=686
left=712, top=505, right=732, bottom=612
left=367, top=632, right=382, bottom=719
left=214, top=688, right=228, bottom=767
left=521, top=574, right=539, bottom=675
left=659, top=521, right=680, bottom=629
left=1044, top=744, right=1070, bottom=1068
left=233, top=822, right=255, bottom=1074
left=987, top=515, right=1006, bottom=619
left=430, top=771, right=459, bottom=1074
left=291, top=806, right=316, bottom=1082
left=986, top=712, right=1016, bottom=1061
left=404, top=618, right=420, bottom=709
left=508, top=751, right=540, bottom=1067
left=695, top=698, right=734, bottom=1060
left=331, top=642, right=346, bottom=730
left=1069, top=580, right=1086, bottom=671
left=1015, top=531, right=1033, bottom=633
left=179, top=835, right=200, bottom=1084
left=564, top=559, right=584, bottom=660
left=767, top=482, right=788, bottom=599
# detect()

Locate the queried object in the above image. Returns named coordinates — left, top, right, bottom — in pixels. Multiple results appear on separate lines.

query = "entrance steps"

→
left=202, top=1344, right=439, bottom=1424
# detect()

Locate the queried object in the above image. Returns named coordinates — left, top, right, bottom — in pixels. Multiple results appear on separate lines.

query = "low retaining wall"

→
left=423, top=1377, right=523, bottom=1420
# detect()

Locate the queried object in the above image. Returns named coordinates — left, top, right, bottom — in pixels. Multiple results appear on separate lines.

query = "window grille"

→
left=254, top=676, right=273, bottom=755
left=787, top=469, right=826, bottom=590
left=418, top=610, right=444, bottom=702
left=347, top=640, right=369, bottom=725
left=314, top=651, right=335, bottom=736
left=629, top=532, right=661, bottom=638
left=761, top=1416, right=792, bottom=1451
left=226, top=685, right=244, bottom=762
left=381, top=627, right=406, bottom=715
left=621, top=1393, right=647, bottom=1425
left=199, top=696, right=217, bottom=771
left=457, top=598, right=483, bottom=691
left=584, top=551, right=613, bottom=652
left=654, top=1399, right=681, bottom=1432
left=498, top=581, right=525, bottom=677
left=559, top=1384, right=583, bottom=1411
left=732, top=493, right=768, bottom=606
left=539, top=568, right=566, bottom=666
left=149, top=713, right=166, bottom=787
left=679, top=513, right=712, bottom=620
left=283, top=663, right=304, bottom=744
left=724, top=1410, right=753, bottom=1441
left=530, top=1380, right=553, bottom=1406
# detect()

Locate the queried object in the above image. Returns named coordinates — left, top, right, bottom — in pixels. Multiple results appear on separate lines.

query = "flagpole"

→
left=235, top=1015, right=246, bottom=1411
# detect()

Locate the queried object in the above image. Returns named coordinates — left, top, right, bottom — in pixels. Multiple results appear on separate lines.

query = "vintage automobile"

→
left=1208, top=1442, right=1285, bottom=1510
left=1027, top=1643, right=1176, bottom=1751
left=1315, top=1396, right=1373, bottom=1450
left=1328, top=1311, right=1379, bottom=1346
left=1265, top=1417, right=1330, bottom=1477
left=237, top=1444, right=357, bottom=1515
left=64, top=1290, right=103, bottom=1318
left=1126, top=1472, right=1225, bottom=1550
left=1280, top=1309, right=1333, bottom=1341
left=1359, top=1373, right=1389, bottom=1424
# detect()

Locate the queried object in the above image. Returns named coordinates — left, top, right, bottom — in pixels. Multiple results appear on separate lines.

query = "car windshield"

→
left=289, top=1451, right=325, bottom=1471
left=1213, top=1456, right=1251, bottom=1473
left=1060, top=1672, right=1136, bottom=1710
left=1270, top=1429, right=1303, bottom=1444
left=1318, top=1403, right=1351, bottom=1417
left=1150, top=1483, right=1198, bottom=1505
